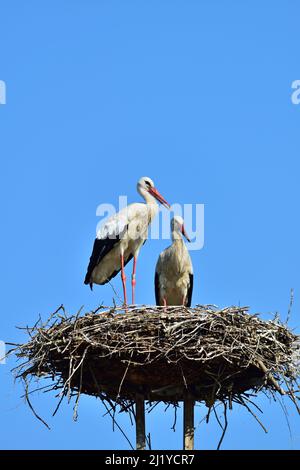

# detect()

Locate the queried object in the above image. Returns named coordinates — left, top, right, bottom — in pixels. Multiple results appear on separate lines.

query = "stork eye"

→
left=145, top=180, right=151, bottom=187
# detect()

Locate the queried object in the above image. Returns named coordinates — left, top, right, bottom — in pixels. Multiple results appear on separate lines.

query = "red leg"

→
left=163, top=297, right=167, bottom=311
left=131, top=256, right=137, bottom=305
left=182, top=295, right=186, bottom=306
left=120, top=254, right=127, bottom=306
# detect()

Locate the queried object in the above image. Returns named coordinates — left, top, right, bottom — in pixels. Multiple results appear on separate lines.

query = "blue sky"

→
left=0, top=0, right=300, bottom=449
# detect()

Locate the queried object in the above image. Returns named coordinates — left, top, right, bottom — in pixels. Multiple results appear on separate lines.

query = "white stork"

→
left=84, top=176, right=170, bottom=305
left=155, top=216, right=193, bottom=307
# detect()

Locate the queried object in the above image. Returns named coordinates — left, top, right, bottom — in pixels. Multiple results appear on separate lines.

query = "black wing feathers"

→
left=154, top=272, right=160, bottom=306
left=84, top=236, right=120, bottom=285
left=186, top=273, right=193, bottom=307
left=84, top=231, right=147, bottom=287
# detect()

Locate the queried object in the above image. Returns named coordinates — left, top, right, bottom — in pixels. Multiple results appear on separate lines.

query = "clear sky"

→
left=0, top=0, right=299, bottom=450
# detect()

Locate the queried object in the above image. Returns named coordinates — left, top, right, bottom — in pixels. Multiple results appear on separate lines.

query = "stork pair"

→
left=84, top=177, right=193, bottom=307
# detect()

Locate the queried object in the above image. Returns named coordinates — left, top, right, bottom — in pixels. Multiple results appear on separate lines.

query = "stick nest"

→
left=12, top=305, right=300, bottom=418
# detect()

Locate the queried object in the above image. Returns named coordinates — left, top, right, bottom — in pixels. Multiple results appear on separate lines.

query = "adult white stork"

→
left=155, top=216, right=193, bottom=307
left=84, top=176, right=170, bottom=305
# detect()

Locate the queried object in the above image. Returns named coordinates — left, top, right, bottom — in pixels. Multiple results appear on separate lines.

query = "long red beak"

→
left=148, top=187, right=170, bottom=209
left=181, top=224, right=191, bottom=242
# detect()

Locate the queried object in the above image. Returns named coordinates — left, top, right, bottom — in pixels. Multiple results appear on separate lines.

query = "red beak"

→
left=181, top=224, right=191, bottom=242
left=148, top=187, right=170, bottom=209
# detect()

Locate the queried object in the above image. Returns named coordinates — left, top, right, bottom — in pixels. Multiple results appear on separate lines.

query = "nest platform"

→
left=13, top=305, right=300, bottom=409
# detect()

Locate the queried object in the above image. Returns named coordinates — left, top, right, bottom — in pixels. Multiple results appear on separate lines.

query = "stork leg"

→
left=131, top=256, right=137, bottom=305
left=120, top=254, right=127, bottom=306
left=163, top=297, right=167, bottom=312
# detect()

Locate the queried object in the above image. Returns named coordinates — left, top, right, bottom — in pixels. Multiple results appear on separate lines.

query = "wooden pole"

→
left=135, top=393, right=146, bottom=450
left=183, top=396, right=195, bottom=450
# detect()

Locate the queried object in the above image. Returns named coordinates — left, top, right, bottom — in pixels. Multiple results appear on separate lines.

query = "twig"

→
left=256, top=360, right=286, bottom=396
left=216, top=402, right=228, bottom=450
left=101, top=399, right=134, bottom=450
left=24, top=379, right=50, bottom=430
left=286, top=288, right=294, bottom=325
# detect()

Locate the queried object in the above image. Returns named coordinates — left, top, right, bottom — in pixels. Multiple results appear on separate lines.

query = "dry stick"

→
left=241, top=394, right=263, bottom=414
left=112, top=356, right=133, bottom=431
left=116, top=351, right=133, bottom=400
left=183, top=394, right=195, bottom=450
left=283, top=377, right=300, bottom=415
left=179, top=362, right=188, bottom=389
left=88, top=365, right=135, bottom=450
left=101, top=399, right=135, bottom=451
left=216, top=402, right=228, bottom=450
left=61, top=347, right=90, bottom=399
left=147, top=433, right=152, bottom=451
left=277, top=395, right=293, bottom=444
left=212, top=404, right=224, bottom=430
left=286, top=288, right=294, bottom=325
left=19, top=383, right=54, bottom=398
left=206, top=406, right=212, bottom=424
left=73, top=349, right=86, bottom=421
left=135, top=393, right=146, bottom=450
left=256, top=360, right=286, bottom=396
left=108, top=281, right=123, bottom=305
left=171, top=405, right=178, bottom=432
left=238, top=397, right=268, bottom=434
left=24, top=379, right=50, bottom=430
left=52, top=391, right=66, bottom=417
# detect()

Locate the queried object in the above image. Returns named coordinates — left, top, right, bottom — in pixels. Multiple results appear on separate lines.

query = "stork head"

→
left=137, top=176, right=170, bottom=209
left=171, top=215, right=191, bottom=242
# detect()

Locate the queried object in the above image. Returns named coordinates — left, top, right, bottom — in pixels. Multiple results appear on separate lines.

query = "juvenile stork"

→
left=84, top=177, right=170, bottom=305
left=155, top=216, right=193, bottom=307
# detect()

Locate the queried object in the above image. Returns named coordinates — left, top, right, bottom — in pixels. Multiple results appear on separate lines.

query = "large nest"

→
left=12, top=305, right=300, bottom=419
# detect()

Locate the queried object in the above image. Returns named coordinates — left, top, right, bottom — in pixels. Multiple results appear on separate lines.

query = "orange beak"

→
left=148, top=187, right=170, bottom=209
